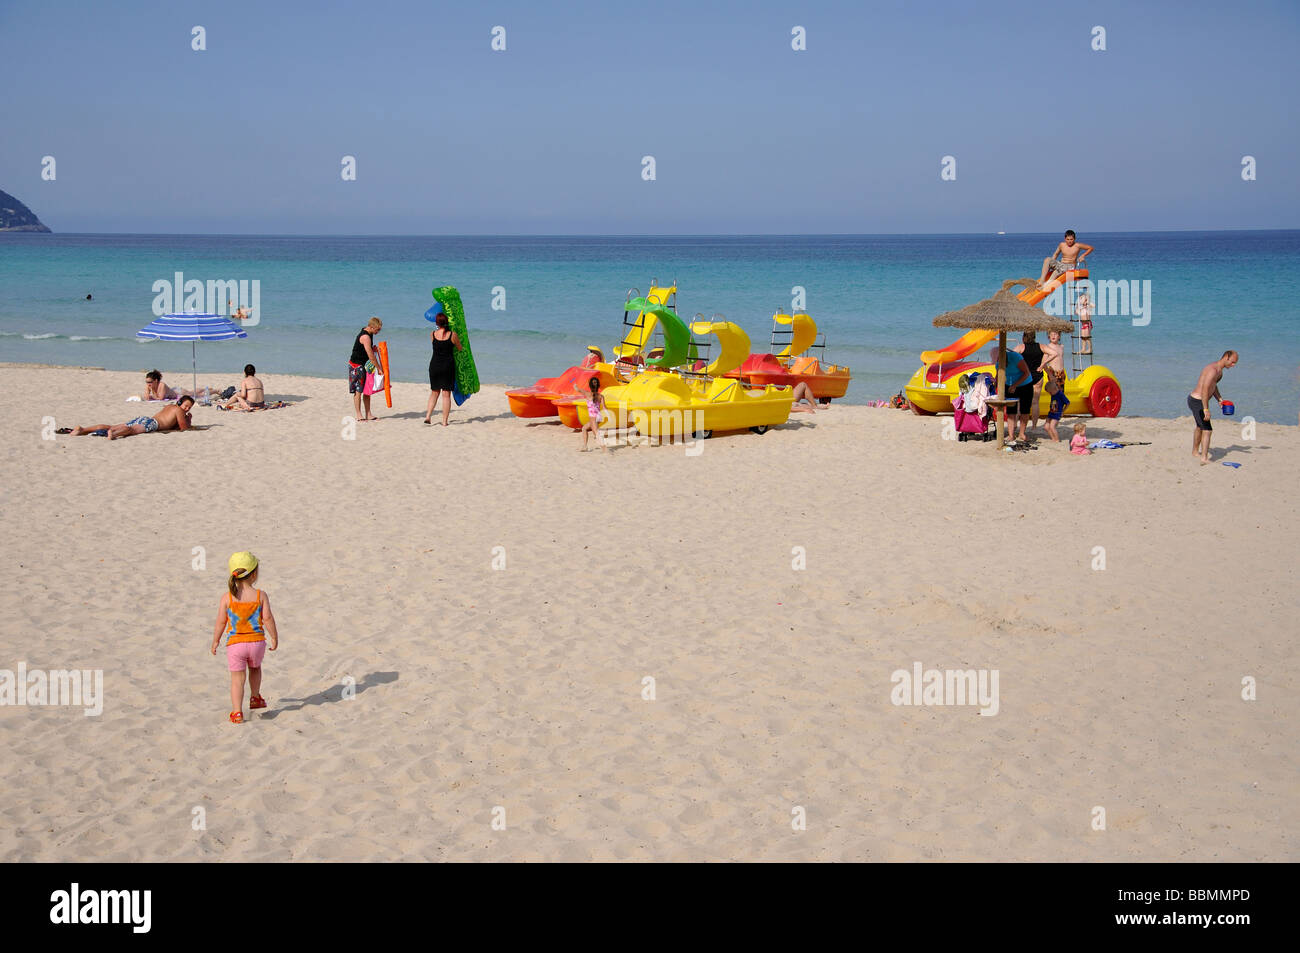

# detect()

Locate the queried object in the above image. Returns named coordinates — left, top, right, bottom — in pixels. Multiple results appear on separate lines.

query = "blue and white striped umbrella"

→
left=137, top=313, right=248, bottom=393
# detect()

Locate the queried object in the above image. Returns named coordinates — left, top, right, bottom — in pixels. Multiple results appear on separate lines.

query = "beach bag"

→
left=364, top=370, right=384, bottom=396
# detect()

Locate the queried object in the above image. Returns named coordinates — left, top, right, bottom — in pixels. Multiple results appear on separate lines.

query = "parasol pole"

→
left=192, top=340, right=198, bottom=395
left=996, top=331, right=1007, bottom=448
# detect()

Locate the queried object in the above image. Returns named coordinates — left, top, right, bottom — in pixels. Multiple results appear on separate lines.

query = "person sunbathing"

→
left=69, top=396, right=195, bottom=439
left=138, top=370, right=220, bottom=402
left=789, top=381, right=818, bottom=413
left=221, top=364, right=266, bottom=411
left=140, top=370, right=179, bottom=401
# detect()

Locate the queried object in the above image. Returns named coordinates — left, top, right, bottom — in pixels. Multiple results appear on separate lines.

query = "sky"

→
left=1, top=0, right=1297, bottom=234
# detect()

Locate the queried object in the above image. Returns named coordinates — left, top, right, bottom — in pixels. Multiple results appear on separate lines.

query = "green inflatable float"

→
left=426, top=286, right=480, bottom=405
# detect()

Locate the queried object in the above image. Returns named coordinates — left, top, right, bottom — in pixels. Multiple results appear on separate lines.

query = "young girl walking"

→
left=579, top=376, right=608, bottom=452
left=210, top=551, right=280, bottom=723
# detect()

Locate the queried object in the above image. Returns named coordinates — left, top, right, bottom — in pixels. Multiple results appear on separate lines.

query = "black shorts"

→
left=1188, top=394, right=1211, bottom=431
left=349, top=362, right=366, bottom=394
left=1015, top=382, right=1034, bottom=414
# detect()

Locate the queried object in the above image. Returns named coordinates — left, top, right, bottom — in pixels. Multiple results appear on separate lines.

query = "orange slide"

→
left=920, top=268, right=1091, bottom=365
left=919, top=328, right=998, bottom=366
left=1017, top=268, right=1088, bottom=306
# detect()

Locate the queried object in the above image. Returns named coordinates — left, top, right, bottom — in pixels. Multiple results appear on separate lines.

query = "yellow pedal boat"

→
left=556, top=320, right=795, bottom=438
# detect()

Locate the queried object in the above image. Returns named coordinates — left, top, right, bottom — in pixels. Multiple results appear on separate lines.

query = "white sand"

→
left=1, top=364, right=1296, bottom=861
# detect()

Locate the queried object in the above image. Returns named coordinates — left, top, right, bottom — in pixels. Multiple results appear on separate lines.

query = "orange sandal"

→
left=249, top=695, right=267, bottom=710
left=229, top=711, right=243, bottom=724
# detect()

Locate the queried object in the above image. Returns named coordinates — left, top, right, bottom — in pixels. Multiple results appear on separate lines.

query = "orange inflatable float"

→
left=376, top=341, right=392, bottom=408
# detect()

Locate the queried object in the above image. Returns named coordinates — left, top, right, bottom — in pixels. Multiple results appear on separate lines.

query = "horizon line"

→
left=5, top=226, right=1299, bottom=239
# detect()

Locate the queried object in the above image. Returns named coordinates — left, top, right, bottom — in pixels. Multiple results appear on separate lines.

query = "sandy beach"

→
left=1, top=363, right=1296, bottom=862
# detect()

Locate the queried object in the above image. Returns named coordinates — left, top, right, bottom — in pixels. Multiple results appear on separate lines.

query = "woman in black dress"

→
left=424, top=309, right=462, bottom=426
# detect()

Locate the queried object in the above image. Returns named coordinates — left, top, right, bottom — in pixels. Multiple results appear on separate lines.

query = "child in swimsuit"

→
left=1043, top=330, right=1066, bottom=387
left=1044, top=377, right=1070, bottom=442
left=580, top=376, right=607, bottom=452
left=210, top=551, right=279, bottom=723
left=1070, top=422, right=1090, bottom=455
left=1077, top=292, right=1093, bottom=355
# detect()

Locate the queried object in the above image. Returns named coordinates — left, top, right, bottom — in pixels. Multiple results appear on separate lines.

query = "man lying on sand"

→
left=69, top=395, right=195, bottom=440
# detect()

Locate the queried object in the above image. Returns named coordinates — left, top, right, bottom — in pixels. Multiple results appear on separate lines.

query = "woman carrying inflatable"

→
left=424, top=307, right=463, bottom=426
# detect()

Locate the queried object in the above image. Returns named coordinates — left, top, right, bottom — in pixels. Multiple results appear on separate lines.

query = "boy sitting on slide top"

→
left=1038, top=230, right=1093, bottom=287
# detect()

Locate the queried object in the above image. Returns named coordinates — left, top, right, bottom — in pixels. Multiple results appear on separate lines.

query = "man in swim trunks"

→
left=1189, top=350, right=1238, bottom=465
left=70, top=395, right=195, bottom=440
left=348, top=317, right=383, bottom=421
left=1038, top=229, right=1093, bottom=287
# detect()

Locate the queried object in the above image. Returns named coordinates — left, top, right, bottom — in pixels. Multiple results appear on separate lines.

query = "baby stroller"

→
left=953, top=373, right=994, bottom=442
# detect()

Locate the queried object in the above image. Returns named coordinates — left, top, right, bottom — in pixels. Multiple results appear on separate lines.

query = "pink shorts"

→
left=226, top=640, right=267, bottom=672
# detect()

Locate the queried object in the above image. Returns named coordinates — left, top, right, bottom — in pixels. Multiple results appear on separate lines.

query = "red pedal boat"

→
left=725, top=311, right=851, bottom=403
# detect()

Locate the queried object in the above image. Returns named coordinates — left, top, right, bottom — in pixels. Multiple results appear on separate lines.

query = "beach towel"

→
left=1088, top=440, right=1151, bottom=450
left=217, top=400, right=292, bottom=412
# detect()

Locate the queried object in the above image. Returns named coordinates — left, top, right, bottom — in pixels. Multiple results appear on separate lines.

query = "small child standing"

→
left=1076, top=291, right=1093, bottom=355
left=1044, top=377, right=1070, bottom=441
left=1069, top=422, right=1091, bottom=455
left=579, top=377, right=607, bottom=452
left=210, top=551, right=279, bottom=723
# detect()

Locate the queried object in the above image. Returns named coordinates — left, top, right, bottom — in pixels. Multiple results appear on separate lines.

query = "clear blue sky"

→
left=2, top=0, right=1297, bottom=234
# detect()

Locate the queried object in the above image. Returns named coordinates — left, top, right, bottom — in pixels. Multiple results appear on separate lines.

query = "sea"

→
left=1, top=231, right=1297, bottom=423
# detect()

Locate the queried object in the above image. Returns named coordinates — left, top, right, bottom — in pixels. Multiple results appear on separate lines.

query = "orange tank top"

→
left=226, top=589, right=266, bottom=645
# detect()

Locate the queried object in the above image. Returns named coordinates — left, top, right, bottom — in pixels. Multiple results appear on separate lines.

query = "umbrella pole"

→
left=192, top=341, right=198, bottom=396
left=996, top=331, right=1007, bottom=448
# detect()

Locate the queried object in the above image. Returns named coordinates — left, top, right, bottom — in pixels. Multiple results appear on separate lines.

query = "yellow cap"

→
left=228, top=551, right=259, bottom=578
left=586, top=345, right=602, bottom=353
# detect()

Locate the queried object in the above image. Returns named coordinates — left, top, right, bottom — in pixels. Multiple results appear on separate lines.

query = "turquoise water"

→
left=1, top=232, right=1297, bottom=422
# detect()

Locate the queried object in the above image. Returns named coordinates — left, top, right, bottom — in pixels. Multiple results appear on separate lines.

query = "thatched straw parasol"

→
left=933, top=279, right=1074, bottom=447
